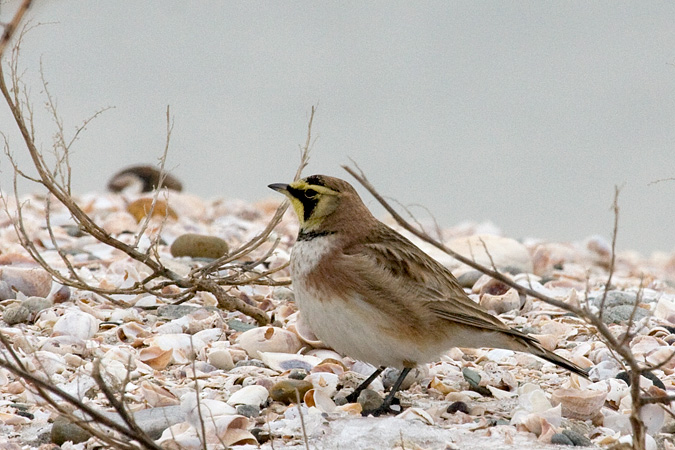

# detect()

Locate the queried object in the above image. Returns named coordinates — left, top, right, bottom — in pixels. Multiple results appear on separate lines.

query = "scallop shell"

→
left=236, top=326, right=302, bottom=359
left=227, top=385, right=269, bottom=407
left=52, top=311, right=99, bottom=339
left=550, top=387, right=607, bottom=420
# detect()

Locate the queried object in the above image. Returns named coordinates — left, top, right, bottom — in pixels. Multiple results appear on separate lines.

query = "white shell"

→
left=52, top=311, right=99, bottom=339
left=227, top=385, right=269, bottom=407
left=550, top=387, right=607, bottom=420
left=259, top=351, right=321, bottom=372
left=236, top=326, right=302, bottom=359
left=207, top=348, right=235, bottom=370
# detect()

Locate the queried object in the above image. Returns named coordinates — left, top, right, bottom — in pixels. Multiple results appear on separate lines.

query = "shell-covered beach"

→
left=0, top=187, right=673, bottom=449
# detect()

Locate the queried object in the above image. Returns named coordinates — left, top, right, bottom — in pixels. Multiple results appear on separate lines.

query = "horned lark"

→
left=269, top=175, right=587, bottom=415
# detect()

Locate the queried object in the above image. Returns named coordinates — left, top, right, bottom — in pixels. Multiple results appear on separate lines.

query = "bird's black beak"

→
left=268, top=183, right=289, bottom=193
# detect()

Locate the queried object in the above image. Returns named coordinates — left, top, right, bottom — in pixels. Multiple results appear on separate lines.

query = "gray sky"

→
left=1, top=2, right=675, bottom=254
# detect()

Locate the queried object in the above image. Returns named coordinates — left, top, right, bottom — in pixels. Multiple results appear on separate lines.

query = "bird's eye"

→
left=305, top=189, right=319, bottom=199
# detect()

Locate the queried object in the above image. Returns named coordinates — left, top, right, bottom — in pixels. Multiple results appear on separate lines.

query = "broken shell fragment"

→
left=550, top=387, right=607, bottom=420
left=227, top=385, right=269, bottom=407
left=236, top=326, right=302, bottom=359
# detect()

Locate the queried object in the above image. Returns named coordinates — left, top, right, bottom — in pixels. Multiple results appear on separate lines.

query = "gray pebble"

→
left=51, top=405, right=184, bottom=445
left=357, top=389, right=383, bottom=412
left=562, top=429, right=592, bottom=446
left=236, top=404, right=260, bottom=418
left=456, top=270, right=482, bottom=288
left=601, top=304, right=650, bottom=324
left=157, top=304, right=201, bottom=320
left=551, top=433, right=574, bottom=446
left=288, top=369, right=308, bottom=380
left=227, top=318, right=257, bottom=332
left=382, top=367, right=424, bottom=391
left=235, top=359, right=266, bottom=368
left=3, top=305, right=30, bottom=325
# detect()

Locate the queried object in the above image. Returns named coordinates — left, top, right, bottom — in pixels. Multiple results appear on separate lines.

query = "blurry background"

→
left=1, top=2, right=674, bottom=254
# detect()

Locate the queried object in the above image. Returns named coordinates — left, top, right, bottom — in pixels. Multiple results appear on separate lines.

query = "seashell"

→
left=208, top=415, right=256, bottom=446
left=193, top=327, right=224, bottom=344
left=645, top=346, right=675, bottom=371
left=0, top=263, right=52, bottom=299
left=127, top=197, right=178, bottom=222
left=446, top=235, right=533, bottom=274
left=518, top=383, right=553, bottom=413
left=304, top=372, right=339, bottom=396
left=27, top=351, right=67, bottom=376
left=139, top=380, right=180, bottom=407
left=144, top=334, right=207, bottom=364
left=39, top=335, right=86, bottom=355
left=287, top=313, right=324, bottom=347
left=531, top=242, right=577, bottom=276
left=170, top=233, right=229, bottom=259
left=511, top=404, right=561, bottom=436
left=116, top=321, right=151, bottom=345
left=550, top=387, right=607, bottom=420
left=139, top=345, right=173, bottom=370
left=101, top=211, right=138, bottom=234
left=259, top=351, right=321, bottom=373
left=479, top=287, right=521, bottom=314
left=528, top=334, right=558, bottom=352
left=303, top=388, right=336, bottom=413
left=207, top=348, right=235, bottom=371
left=640, top=403, right=665, bottom=434
left=335, top=402, right=363, bottom=415
left=304, top=349, right=343, bottom=360
left=227, top=385, right=269, bottom=407
left=397, top=407, right=434, bottom=425
left=236, top=326, right=302, bottom=359
left=654, top=295, right=675, bottom=324
left=430, top=377, right=456, bottom=395
left=52, top=311, right=99, bottom=339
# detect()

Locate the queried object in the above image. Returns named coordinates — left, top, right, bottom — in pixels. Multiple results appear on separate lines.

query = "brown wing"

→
left=342, top=222, right=534, bottom=340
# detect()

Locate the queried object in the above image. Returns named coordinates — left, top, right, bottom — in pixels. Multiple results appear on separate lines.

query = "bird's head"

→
left=268, top=174, right=367, bottom=233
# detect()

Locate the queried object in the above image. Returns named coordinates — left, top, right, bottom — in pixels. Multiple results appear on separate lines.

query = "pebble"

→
left=236, top=404, right=260, bottom=418
left=446, top=234, right=533, bottom=274
left=170, top=233, right=229, bottom=259
left=357, top=389, right=383, bottom=412
left=269, top=379, right=313, bottom=404
left=382, top=366, right=428, bottom=391
left=550, top=433, right=575, bottom=446
left=3, top=305, right=30, bottom=325
left=446, top=401, right=470, bottom=414
left=561, top=429, right=592, bottom=446
left=616, top=370, right=666, bottom=390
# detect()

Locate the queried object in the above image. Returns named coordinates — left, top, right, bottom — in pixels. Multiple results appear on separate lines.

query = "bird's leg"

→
left=369, top=367, right=412, bottom=417
left=345, top=366, right=385, bottom=403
